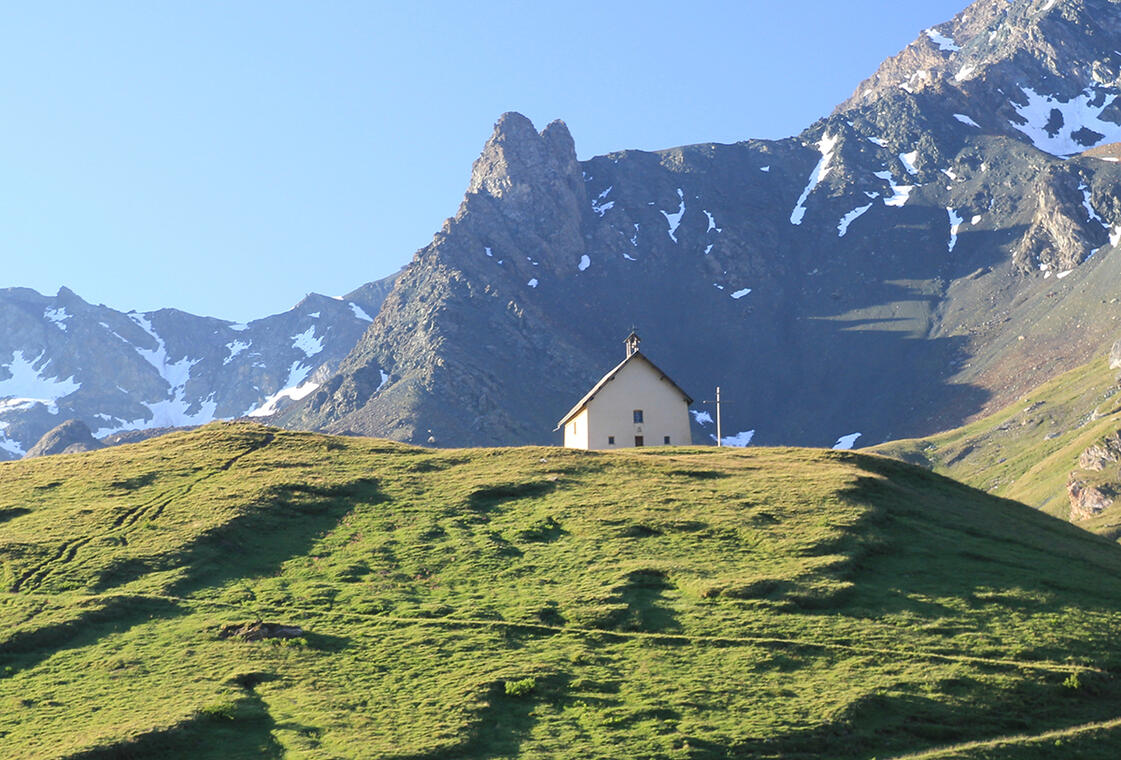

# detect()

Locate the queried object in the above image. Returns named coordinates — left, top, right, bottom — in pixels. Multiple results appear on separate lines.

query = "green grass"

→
left=3, top=422, right=1121, bottom=758
left=872, top=356, right=1121, bottom=529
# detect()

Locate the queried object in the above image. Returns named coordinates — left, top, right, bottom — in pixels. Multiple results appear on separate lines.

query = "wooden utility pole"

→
left=701, top=386, right=730, bottom=447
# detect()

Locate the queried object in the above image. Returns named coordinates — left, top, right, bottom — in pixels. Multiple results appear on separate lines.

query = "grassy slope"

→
left=872, top=356, right=1121, bottom=529
left=3, top=423, right=1121, bottom=758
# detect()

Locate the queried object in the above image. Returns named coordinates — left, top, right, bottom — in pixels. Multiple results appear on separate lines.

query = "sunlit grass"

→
left=3, top=422, right=1121, bottom=758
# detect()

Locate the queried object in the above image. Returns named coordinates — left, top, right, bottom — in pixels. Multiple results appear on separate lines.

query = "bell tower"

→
left=624, top=331, right=641, bottom=358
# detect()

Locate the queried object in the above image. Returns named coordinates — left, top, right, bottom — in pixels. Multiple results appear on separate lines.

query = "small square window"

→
left=608, top=436, right=615, bottom=445
left=633, top=410, right=644, bottom=423
left=664, top=435, right=671, bottom=444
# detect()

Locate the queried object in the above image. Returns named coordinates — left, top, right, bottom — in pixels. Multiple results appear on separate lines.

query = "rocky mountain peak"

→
left=467, top=112, right=582, bottom=204
left=841, top=0, right=1121, bottom=118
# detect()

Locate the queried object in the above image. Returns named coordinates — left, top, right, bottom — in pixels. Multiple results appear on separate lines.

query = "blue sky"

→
left=0, top=1, right=968, bottom=321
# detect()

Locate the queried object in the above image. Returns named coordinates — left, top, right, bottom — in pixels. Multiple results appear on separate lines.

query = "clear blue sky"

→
left=0, top=1, right=968, bottom=322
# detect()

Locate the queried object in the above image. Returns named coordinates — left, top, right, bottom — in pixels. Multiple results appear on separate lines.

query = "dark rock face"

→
left=24, top=419, right=104, bottom=458
left=287, top=1, right=1121, bottom=450
left=0, top=275, right=396, bottom=458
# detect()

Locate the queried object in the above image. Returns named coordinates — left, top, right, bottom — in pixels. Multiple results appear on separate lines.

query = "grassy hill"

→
left=872, top=355, right=1121, bottom=534
left=4, top=423, right=1121, bottom=758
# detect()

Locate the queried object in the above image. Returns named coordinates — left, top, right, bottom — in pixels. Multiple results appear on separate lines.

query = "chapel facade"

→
left=555, top=333, right=693, bottom=450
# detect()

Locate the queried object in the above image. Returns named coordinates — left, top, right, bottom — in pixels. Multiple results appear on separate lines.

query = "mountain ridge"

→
left=286, top=0, right=1121, bottom=449
left=0, top=274, right=397, bottom=457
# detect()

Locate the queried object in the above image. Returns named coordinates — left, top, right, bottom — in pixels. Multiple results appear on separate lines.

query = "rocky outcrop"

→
left=217, top=621, right=304, bottom=641
left=1078, top=431, right=1121, bottom=471
left=1110, top=338, right=1121, bottom=370
left=289, top=114, right=599, bottom=445
left=1069, top=478, right=1115, bottom=520
left=23, top=419, right=104, bottom=458
left=1012, top=165, right=1110, bottom=274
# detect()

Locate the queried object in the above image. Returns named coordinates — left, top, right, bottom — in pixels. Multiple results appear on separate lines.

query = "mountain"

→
left=873, top=337, right=1121, bottom=539
left=0, top=277, right=395, bottom=458
left=5, top=423, right=1121, bottom=758
left=289, top=0, right=1121, bottom=449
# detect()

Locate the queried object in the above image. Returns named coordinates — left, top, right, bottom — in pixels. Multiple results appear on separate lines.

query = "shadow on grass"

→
left=467, top=481, right=558, bottom=513
left=0, top=507, right=30, bottom=524
left=103, top=477, right=389, bottom=598
left=604, top=569, right=682, bottom=635
left=685, top=675, right=1121, bottom=760
left=832, top=455, right=1121, bottom=623
left=0, top=595, right=182, bottom=678
left=388, top=675, right=568, bottom=760
left=65, top=690, right=283, bottom=760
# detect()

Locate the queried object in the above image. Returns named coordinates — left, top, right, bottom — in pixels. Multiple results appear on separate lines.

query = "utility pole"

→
left=701, top=386, right=731, bottom=447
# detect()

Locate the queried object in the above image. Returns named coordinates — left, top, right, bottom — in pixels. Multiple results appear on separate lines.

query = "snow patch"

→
left=883, top=184, right=914, bottom=207
left=128, top=314, right=198, bottom=397
left=592, top=191, right=615, bottom=217
left=349, top=302, right=374, bottom=322
left=832, top=432, right=862, bottom=450
left=899, top=151, right=920, bottom=176
left=630, top=223, right=639, bottom=247
left=246, top=361, right=318, bottom=418
left=44, top=307, right=71, bottom=331
left=1010, top=86, right=1121, bottom=156
left=947, top=208, right=964, bottom=252
left=662, top=188, right=685, bottom=242
left=1056, top=269, right=1073, bottom=279
left=691, top=410, right=713, bottom=426
left=623, top=253, right=637, bottom=261
left=485, top=246, right=493, bottom=257
left=954, top=113, right=981, bottom=128
left=837, top=204, right=873, bottom=237
left=0, top=350, right=81, bottom=415
left=224, top=340, right=250, bottom=365
left=0, top=426, right=24, bottom=457
left=790, top=132, right=838, bottom=225
left=955, top=64, right=977, bottom=82
left=730, top=288, right=752, bottom=299
left=578, top=254, right=591, bottom=272
left=925, top=28, right=960, bottom=52
left=1080, top=184, right=1108, bottom=227
left=527, top=278, right=539, bottom=288
left=291, top=326, right=325, bottom=358
left=971, top=214, right=983, bottom=225
left=760, top=166, right=770, bottom=172
left=229, top=322, right=249, bottom=331
left=307, top=311, right=320, bottom=319
left=713, top=430, right=755, bottom=447
left=868, top=137, right=886, bottom=147
left=377, top=370, right=389, bottom=391
left=703, top=210, right=721, bottom=233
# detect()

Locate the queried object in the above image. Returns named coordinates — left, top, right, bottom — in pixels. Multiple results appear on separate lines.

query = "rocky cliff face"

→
left=287, top=0, right=1121, bottom=449
left=0, top=277, right=395, bottom=458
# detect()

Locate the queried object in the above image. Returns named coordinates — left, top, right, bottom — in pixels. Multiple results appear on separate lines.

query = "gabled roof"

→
left=555, top=351, right=693, bottom=430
